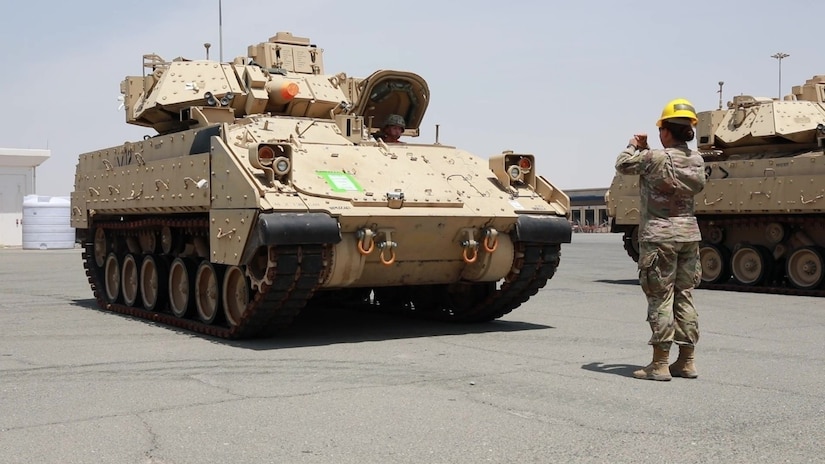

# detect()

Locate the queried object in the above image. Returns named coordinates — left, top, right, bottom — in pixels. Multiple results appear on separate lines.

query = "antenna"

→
left=218, top=0, right=224, bottom=62
left=717, top=81, right=724, bottom=109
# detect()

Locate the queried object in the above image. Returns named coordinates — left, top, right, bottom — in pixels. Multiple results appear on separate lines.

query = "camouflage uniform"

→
left=615, top=142, right=705, bottom=350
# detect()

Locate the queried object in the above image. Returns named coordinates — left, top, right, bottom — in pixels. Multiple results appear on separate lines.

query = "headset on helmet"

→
left=657, top=98, right=698, bottom=127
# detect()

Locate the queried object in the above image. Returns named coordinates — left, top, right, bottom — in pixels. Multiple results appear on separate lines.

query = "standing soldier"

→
left=615, top=98, right=706, bottom=381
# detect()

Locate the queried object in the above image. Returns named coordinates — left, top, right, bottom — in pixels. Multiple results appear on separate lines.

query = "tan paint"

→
left=209, top=210, right=256, bottom=265
left=72, top=152, right=211, bottom=221
left=323, top=234, right=367, bottom=287
left=74, top=31, right=571, bottom=290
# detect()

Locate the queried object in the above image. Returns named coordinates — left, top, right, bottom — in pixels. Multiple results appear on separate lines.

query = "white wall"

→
left=0, top=168, right=33, bottom=247
left=1, top=148, right=50, bottom=247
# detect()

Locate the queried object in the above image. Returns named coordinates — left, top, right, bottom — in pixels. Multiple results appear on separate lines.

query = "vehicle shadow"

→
left=580, top=362, right=639, bottom=378
left=71, top=298, right=100, bottom=309
left=70, top=298, right=552, bottom=349
left=235, top=304, right=553, bottom=350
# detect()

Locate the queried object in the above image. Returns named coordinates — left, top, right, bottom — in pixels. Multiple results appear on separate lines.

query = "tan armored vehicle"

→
left=70, top=32, right=572, bottom=338
left=606, top=75, right=825, bottom=295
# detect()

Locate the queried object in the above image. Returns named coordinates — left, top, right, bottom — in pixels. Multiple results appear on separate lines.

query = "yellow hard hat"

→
left=656, top=98, right=698, bottom=127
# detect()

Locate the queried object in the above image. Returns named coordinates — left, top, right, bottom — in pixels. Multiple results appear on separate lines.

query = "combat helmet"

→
left=384, top=114, right=406, bottom=128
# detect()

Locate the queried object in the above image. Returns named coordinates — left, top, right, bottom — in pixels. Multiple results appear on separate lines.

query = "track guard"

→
left=514, top=215, right=572, bottom=244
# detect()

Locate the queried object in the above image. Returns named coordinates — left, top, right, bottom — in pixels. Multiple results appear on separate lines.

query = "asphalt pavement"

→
left=1, top=234, right=823, bottom=464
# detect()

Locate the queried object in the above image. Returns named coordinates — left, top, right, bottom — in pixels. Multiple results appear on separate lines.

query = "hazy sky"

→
left=1, top=0, right=820, bottom=196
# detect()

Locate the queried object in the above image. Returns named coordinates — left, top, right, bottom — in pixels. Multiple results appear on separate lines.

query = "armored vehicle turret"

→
left=71, top=32, right=572, bottom=338
left=606, top=75, right=825, bottom=295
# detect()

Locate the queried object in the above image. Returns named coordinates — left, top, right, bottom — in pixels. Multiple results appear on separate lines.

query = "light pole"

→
left=770, top=52, right=789, bottom=99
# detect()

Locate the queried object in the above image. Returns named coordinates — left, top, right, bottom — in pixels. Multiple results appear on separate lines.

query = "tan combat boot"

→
left=633, top=345, right=672, bottom=381
left=669, top=345, right=698, bottom=379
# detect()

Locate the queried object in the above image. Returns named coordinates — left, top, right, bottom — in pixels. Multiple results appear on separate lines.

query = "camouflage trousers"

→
left=638, top=241, right=701, bottom=349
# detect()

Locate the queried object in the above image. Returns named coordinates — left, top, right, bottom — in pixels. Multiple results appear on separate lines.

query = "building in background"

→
left=0, top=148, right=51, bottom=247
left=566, top=188, right=609, bottom=233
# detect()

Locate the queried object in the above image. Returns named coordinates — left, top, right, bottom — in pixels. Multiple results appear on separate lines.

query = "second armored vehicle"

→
left=70, top=32, right=572, bottom=338
left=606, top=75, right=825, bottom=295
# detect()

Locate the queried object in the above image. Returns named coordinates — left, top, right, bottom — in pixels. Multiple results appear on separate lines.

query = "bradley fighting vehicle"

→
left=606, top=75, right=825, bottom=295
left=70, top=32, right=572, bottom=339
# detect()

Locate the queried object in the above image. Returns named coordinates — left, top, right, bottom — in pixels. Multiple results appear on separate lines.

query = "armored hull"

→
left=71, top=33, right=572, bottom=338
left=606, top=76, right=825, bottom=295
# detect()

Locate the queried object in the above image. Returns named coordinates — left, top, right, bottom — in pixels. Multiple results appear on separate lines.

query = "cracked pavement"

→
left=1, top=237, right=823, bottom=464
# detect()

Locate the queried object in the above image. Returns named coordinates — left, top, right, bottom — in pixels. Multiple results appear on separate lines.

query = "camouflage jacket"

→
left=615, top=143, right=705, bottom=242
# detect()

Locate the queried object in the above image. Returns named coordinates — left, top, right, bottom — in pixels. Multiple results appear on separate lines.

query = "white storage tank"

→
left=22, top=195, right=75, bottom=250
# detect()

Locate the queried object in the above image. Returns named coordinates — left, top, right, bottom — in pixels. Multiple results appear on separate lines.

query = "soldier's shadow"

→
left=580, top=362, right=640, bottom=378
left=594, top=279, right=639, bottom=286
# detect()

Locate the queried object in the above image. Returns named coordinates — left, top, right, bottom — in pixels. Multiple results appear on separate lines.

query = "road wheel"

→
left=169, top=258, right=194, bottom=318
left=699, top=244, right=730, bottom=284
left=140, top=255, right=168, bottom=311
left=731, top=245, right=772, bottom=286
left=223, top=266, right=250, bottom=327
left=786, top=246, right=824, bottom=290
left=103, top=252, right=121, bottom=304
left=195, top=261, right=223, bottom=324
left=121, top=254, right=141, bottom=307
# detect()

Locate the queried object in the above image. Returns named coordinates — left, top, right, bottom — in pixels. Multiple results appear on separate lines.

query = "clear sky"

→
left=1, top=0, right=820, bottom=196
